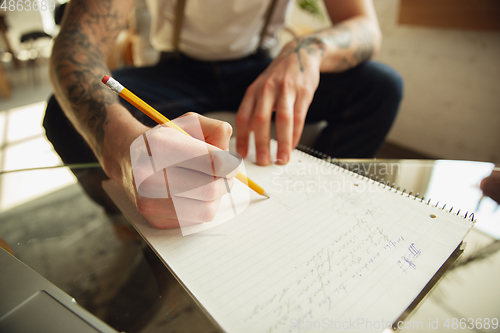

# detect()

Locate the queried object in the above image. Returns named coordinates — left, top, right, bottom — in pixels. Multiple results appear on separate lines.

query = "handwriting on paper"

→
left=242, top=213, right=407, bottom=333
left=397, top=243, right=421, bottom=273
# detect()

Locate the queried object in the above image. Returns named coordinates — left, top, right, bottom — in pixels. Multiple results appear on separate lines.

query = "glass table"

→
left=0, top=159, right=498, bottom=332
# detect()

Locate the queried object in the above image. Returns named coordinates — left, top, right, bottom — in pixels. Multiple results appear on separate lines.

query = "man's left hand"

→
left=236, top=38, right=324, bottom=165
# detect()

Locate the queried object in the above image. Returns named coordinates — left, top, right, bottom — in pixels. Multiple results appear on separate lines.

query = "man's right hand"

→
left=48, top=0, right=241, bottom=229
left=102, top=110, right=238, bottom=229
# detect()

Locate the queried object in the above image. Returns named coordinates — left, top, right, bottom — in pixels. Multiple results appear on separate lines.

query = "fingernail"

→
left=277, top=153, right=288, bottom=164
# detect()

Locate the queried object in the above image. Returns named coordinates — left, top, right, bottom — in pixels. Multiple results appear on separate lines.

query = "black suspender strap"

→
left=171, top=0, right=279, bottom=53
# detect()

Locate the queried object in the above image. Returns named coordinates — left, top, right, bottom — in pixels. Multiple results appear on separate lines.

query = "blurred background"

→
left=289, top=0, right=500, bottom=164
left=0, top=0, right=499, bottom=173
left=0, top=0, right=498, bottom=224
left=0, top=1, right=499, bottom=332
left=0, top=0, right=499, bottom=236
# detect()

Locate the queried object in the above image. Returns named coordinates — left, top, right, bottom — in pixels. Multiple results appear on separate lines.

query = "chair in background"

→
left=0, top=62, right=11, bottom=99
left=0, top=14, right=15, bottom=99
left=19, top=30, right=52, bottom=85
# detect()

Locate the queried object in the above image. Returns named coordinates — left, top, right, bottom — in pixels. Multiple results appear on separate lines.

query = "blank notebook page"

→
left=103, top=140, right=473, bottom=333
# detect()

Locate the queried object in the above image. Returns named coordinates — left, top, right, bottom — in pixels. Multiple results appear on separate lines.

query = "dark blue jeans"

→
left=43, top=52, right=403, bottom=164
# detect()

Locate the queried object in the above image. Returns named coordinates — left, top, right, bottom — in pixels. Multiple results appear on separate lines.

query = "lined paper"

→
left=103, top=141, right=473, bottom=333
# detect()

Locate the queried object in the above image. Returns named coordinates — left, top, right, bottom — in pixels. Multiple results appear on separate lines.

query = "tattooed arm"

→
left=50, top=0, right=237, bottom=229
left=316, top=0, right=381, bottom=72
left=50, top=0, right=149, bottom=178
left=236, top=0, right=381, bottom=166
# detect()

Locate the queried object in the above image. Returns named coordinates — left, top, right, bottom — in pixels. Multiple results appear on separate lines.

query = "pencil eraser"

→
left=102, top=75, right=110, bottom=84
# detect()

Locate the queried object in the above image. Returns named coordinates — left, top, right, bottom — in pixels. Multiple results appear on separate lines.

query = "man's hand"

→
left=236, top=38, right=323, bottom=165
left=236, top=0, right=381, bottom=166
left=103, top=111, right=237, bottom=229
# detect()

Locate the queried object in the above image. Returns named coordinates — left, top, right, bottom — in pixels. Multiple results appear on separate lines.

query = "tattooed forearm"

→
left=352, top=23, right=374, bottom=64
left=270, top=24, right=354, bottom=73
left=271, top=19, right=377, bottom=74
left=50, top=0, right=128, bottom=156
left=53, top=29, right=115, bottom=153
left=333, top=58, right=353, bottom=72
left=270, top=36, right=326, bottom=72
left=331, top=22, right=375, bottom=72
left=332, top=24, right=374, bottom=72
left=321, top=24, right=353, bottom=49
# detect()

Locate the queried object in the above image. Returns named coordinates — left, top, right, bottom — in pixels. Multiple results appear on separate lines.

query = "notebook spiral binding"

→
left=295, top=144, right=476, bottom=223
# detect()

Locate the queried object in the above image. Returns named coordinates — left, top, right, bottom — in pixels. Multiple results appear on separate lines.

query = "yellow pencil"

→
left=102, top=75, right=269, bottom=198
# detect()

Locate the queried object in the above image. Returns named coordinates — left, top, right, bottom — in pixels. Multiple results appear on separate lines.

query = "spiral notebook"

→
left=103, top=139, right=474, bottom=333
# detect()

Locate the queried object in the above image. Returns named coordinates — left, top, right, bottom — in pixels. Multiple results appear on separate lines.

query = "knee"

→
left=369, top=62, right=404, bottom=108
left=358, top=62, right=403, bottom=127
left=43, top=95, right=62, bottom=137
left=45, top=94, right=61, bottom=116
left=43, top=94, right=98, bottom=164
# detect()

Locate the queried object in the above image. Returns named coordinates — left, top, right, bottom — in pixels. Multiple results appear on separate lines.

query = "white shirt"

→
left=145, top=0, right=295, bottom=61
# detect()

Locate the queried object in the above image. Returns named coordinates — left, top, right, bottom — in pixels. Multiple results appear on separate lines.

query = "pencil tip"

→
left=262, top=191, right=270, bottom=198
left=102, top=75, right=110, bottom=84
